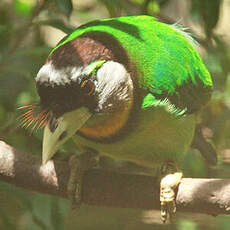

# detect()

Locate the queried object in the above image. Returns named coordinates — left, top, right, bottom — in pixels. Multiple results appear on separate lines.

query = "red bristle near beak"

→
left=31, top=120, right=40, bottom=131
left=38, top=117, right=49, bottom=129
left=20, top=116, right=34, bottom=127
left=37, top=110, right=47, bottom=120
left=18, top=104, right=50, bottom=132
left=17, top=104, right=34, bottom=110
left=31, top=110, right=48, bottom=131
left=20, top=109, right=32, bottom=116
left=38, top=111, right=51, bottom=129
left=26, top=118, right=37, bottom=129
left=22, top=113, right=33, bottom=120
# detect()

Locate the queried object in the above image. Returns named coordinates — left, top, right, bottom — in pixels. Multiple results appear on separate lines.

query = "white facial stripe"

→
left=36, top=63, right=72, bottom=86
left=96, top=61, right=133, bottom=110
left=35, top=62, right=97, bottom=86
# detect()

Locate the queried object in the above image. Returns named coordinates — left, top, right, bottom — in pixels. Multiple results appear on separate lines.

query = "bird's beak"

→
left=42, top=107, right=91, bottom=164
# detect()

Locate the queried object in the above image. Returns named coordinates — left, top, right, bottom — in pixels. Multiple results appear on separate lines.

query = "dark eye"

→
left=80, top=80, right=95, bottom=96
left=58, top=131, right=67, bottom=141
left=49, top=115, right=58, bottom=133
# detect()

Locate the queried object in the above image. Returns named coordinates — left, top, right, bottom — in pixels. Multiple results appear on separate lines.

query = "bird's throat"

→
left=78, top=100, right=133, bottom=140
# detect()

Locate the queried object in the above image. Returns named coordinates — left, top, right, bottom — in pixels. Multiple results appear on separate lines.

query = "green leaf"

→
left=99, top=0, right=127, bottom=17
left=0, top=105, right=5, bottom=123
left=147, top=1, right=160, bottom=15
left=191, top=0, right=221, bottom=38
left=217, top=215, right=230, bottom=230
left=177, top=219, right=198, bottom=230
left=130, top=0, right=145, bottom=4
left=13, top=0, right=34, bottom=17
left=16, top=92, right=33, bottom=106
left=156, top=0, right=169, bottom=7
left=36, top=19, right=75, bottom=34
left=53, top=0, right=73, bottom=17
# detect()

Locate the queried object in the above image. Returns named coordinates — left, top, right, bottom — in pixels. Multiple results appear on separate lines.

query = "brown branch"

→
left=0, top=140, right=230, bottom=216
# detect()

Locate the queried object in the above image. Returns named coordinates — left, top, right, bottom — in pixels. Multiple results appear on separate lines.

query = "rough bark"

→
left=0, top=140, right=229, bottom=216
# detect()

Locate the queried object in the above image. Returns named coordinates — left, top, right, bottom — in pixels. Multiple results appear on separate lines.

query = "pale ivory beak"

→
left=42, top=107, right=91, bottom=164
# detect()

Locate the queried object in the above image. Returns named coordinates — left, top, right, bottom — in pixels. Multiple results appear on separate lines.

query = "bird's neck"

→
left=78, top=99, right=133, bottom=140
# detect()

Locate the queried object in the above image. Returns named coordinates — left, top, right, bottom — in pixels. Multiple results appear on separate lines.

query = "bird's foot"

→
left=67, top=151, right=98, bottom=209
left=160, top=162, right=182, bottom=223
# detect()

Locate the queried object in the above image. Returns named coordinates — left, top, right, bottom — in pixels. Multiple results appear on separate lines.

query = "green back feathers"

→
left=51, top=15, right=213, bottom=116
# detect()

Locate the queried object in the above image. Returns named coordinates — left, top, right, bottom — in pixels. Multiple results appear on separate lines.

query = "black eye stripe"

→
left=38, top=75, right=97, bottom=116
left=38, top=82, right=84, bottom=116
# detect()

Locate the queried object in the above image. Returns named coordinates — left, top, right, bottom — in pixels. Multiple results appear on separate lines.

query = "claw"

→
left=160, top=170, right=182, bottom=223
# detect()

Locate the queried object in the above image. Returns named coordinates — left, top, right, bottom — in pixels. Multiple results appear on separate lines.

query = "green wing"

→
left=140, top=22, right=213, bottom=116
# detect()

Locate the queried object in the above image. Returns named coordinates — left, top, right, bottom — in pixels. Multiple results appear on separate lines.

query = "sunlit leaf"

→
left=13, top=0, right=34, bottom=16
left=16, top=92, right=33, bottom=106
left=130, top=0, right=145, bottom=4
left=147, top=1, right=160, bottom=15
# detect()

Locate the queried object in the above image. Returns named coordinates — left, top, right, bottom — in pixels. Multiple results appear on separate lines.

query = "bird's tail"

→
left=191, top=124, right=217, bottom=166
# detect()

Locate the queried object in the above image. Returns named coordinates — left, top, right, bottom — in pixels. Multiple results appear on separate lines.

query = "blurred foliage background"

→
left=1, top=0, right=230, bottom=229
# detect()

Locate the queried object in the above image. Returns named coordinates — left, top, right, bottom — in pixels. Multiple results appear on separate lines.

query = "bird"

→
left=20, top=15, right=215, bottom=223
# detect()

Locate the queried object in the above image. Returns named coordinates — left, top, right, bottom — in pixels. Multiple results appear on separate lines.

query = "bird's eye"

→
left=80, top=80, right=95, bottom=96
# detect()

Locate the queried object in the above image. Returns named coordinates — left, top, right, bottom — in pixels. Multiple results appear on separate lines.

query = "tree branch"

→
left=0, top=140, right=230, bottom=216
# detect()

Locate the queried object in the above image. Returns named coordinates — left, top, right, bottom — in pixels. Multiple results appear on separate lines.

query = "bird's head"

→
left=24, top=57, right=133, bottom=164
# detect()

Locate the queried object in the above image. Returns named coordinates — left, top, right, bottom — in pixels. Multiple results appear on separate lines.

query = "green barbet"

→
left=22, top=15, right=215, bottom=222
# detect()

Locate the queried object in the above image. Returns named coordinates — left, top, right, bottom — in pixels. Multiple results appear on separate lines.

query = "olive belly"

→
left=73, top=109, right=196, bottom=168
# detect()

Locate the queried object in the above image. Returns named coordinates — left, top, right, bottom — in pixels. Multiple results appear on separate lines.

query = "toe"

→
left=160, top=171, right=182, bottom=223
